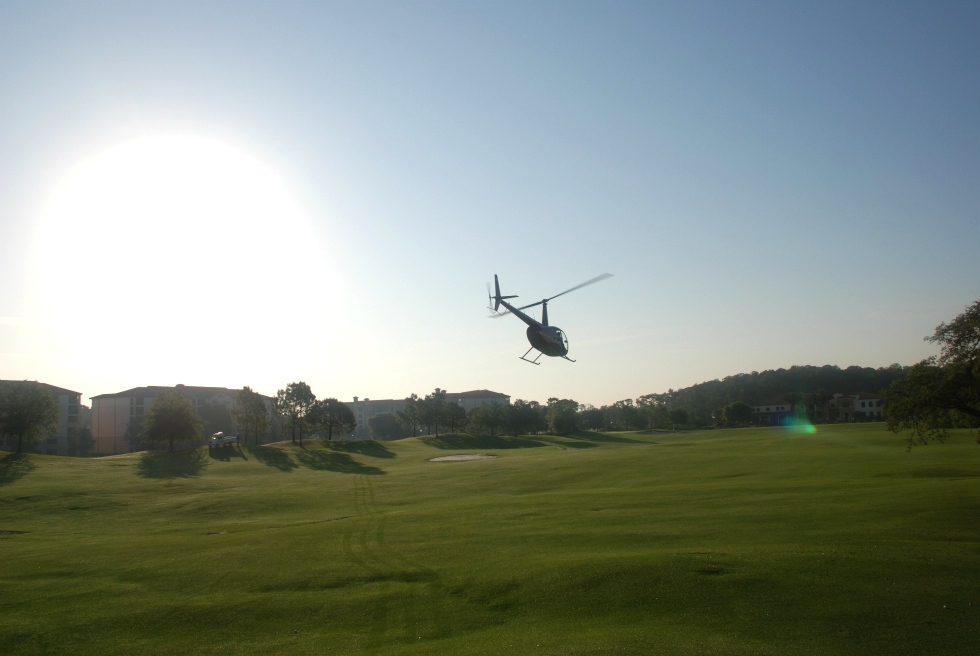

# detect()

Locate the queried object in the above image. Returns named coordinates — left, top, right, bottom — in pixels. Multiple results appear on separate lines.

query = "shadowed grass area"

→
left=323, top=439, right=396, bottom=459
left=420, top=433, right=547, bottom=450
left=243, top=444, right=299, bottom=472
left=207, top=444, right=249, bottom=463
left=136, top=448, right=207, bottom=478
left=0, top=453, right=35, bottom=486
left=1, top=426, right=978, bottom=655
left=563, top=428, right=642, bottom=443
left=294, top=444, right=386, bottom=475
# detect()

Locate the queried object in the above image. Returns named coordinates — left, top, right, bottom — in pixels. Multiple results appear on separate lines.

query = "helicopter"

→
left=488, top=273, right=613, bottom=364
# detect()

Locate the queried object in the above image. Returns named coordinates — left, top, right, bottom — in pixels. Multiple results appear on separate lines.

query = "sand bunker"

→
left=428, top=454, right=497, bottom=462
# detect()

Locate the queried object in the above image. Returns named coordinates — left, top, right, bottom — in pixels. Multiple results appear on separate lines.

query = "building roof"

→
left=350, top=390, right=511, bottom=404
left=0, top=380, right=81, bottom=396
left=90, top=384, right=272, bottom=401
left=447, top=389, right=510, bottom=399
left=750, top=398, right=794, bottom=409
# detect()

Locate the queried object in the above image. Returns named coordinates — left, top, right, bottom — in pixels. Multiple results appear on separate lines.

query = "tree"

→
left=546, top=398, right=578, bottom=436
left=275, top=382, right=316, bottom=446
left=886, top=300, right=980, bottom=446
left=308, top=398, right=356, bottom=441
left=125, top=415, right=145, bottom=452
left=418, top=388, right=448, bottom=436
left=722, top=401, right=753, bottom=427
left=368, top=413, right=408, bottom=440
left=396, top=394, right=421, bottom=436
left=507, top=399, right=545, bottom=436
left=445, top=403, right=468, bottom=433
left=232, top=386, right=269, bottom=445
left=637, top=393, right=671, bottom=429
left=668, top=408, right=688, bottom=429
left=142, top=390, right=203, bottom=452
left=0, top=381, right=59, bottom=453
left=578, top=405, right=605, bottom=431
left=609, top=399, right=642, bottom=430
left=470, top=402, right=505, bottom=436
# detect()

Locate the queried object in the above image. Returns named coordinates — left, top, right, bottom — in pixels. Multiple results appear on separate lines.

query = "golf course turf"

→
left=1, top=424, right=978, bottom=654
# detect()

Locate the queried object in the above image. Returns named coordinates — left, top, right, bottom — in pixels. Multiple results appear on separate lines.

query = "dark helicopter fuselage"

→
left=495, top=296, right=569, bottom=358
left=490, top=273, right=611, bottom=364
left=526, top=324, right=568, bottom=357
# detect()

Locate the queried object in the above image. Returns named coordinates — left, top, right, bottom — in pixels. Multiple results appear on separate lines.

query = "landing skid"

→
left=520, top=347, right=543, bottom=365
left=518, top=348, right=577, bottom=364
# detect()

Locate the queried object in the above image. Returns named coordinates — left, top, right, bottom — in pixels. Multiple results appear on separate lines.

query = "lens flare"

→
left=783, top=417, right=817, bottom=434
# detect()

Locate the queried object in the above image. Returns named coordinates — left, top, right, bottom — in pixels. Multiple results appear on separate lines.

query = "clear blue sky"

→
left=1, top=1, right=977, bottom=407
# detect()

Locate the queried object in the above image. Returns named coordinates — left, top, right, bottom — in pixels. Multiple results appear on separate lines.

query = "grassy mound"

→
left=1, top=425, right=978, bottom=654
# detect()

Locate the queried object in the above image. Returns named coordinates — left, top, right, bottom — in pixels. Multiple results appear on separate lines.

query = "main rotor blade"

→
left=546, top=273, right=613, bottom=302
left=514, top=299, right=545, bottom=312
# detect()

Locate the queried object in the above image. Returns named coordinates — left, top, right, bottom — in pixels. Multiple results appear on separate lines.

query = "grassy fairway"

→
left=1, top=425, right=978, bottom=655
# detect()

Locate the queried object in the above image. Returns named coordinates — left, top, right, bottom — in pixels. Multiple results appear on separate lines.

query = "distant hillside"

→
left=640, top=364, right=909, bottom=426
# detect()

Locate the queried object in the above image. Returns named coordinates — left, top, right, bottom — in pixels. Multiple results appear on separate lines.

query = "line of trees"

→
left=368, top=363, right=910, bottom=441
left=363, top=391, right=587, bottom=440
left=113, top=381, right=359, bottom=453
left=273, top=381, right=356, bottom=445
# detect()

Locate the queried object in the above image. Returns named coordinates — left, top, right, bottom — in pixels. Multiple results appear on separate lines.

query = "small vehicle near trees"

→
left=208, top=431, right=237, bottom=449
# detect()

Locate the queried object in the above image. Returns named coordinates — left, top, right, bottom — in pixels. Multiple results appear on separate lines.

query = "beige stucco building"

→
left=90, top=384, right=274, bottom=455
left=0, top=380, right=83, bottom=456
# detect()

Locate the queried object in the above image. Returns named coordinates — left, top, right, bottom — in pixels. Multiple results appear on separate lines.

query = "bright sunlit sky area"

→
left=1, top=1, right=978, bottom=407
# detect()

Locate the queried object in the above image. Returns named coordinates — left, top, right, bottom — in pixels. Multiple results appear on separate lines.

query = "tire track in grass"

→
left=342, top=474, right=455, bottom=647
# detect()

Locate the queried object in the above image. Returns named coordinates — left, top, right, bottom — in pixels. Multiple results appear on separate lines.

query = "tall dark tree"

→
left=578, top=404, right=605, bottom=431
left=637, top=393, right=671, bottom=429
left=125, top=415, right=145, bottom=452
left=232, top=386, right=269, bottom=445
left=668, top=408, right=689, bottom=429
left=418, top=388, right=448, bottom=436
left=507, top=399, right=545, bottom=436
left=0, top=381, right=59, bottom=454
left=609, top=399, right=642, bottom=430
left=546, top=398, right=578, bottom=436
left=308, top=398, right=356, bottom=441
left=470, top=402, right=505, bottom=436
left=887, top=300, right=980, bottom=446
left=722, top=402, right=753, bottom=427
left=275, top=382, right=316, bottom=446
left=142, top=390, right=203, bottom=452
left=445, top=403, right=468, bottom=433
left=396, top=394, right=421, bottom=436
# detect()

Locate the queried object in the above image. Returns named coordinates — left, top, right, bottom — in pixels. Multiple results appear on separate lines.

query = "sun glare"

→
left=34, top=135, right=335, bottom=388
